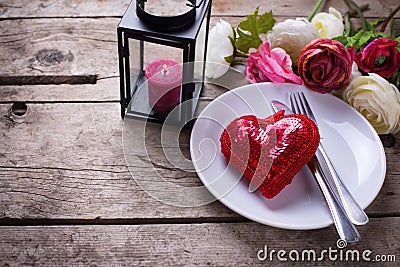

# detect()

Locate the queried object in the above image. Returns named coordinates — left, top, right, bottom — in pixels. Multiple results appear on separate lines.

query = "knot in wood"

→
left=34, top=49, right=73, bottom=66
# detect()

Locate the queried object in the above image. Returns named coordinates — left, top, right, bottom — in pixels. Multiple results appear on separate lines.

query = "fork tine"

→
left=290, top=92, right=306, bottom=114
left=289, top=92, right=316, bottom=122
left=289, top=93, right=300, bottom=114
left=298, top=92, right=317, bottom=124
left=296, top=93, right=308, bottom=115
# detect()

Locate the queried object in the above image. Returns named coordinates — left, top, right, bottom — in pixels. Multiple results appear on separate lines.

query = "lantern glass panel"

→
left=194, top=18, right=208, bottom=80
left=143, top=42, right=183, bottom=67
left=127, top=40, right=184, bottom=120
left=127, top=38, right=141, bottom=98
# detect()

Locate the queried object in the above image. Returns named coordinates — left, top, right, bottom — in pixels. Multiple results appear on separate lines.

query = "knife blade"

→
left=271, top=100, right=294, bottom=115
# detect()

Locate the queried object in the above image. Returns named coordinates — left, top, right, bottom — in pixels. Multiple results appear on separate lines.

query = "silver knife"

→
left=271, top=100, right=360, bottom=244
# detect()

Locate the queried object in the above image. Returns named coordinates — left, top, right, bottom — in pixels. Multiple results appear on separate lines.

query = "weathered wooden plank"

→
left=1, top=15, right=398, bottom=83
left=0, top=102, right=238, bottom=219
left=0, top=17, right=119, bottom=80
left=0, top=103, right=398, bottom=219
left=0, top=218, right=399, bottom=266
left=0, top=0, right=398, bottom=18
left=0, top=17, right=236, bottom=81
left=0, top=17, right=242, bottom=81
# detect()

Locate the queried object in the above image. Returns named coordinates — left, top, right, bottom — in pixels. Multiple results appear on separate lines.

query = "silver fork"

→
left=290, top=92, right=369, bottom=225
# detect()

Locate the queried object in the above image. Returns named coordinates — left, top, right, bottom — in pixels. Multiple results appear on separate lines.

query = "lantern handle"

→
left=186, top=0, right=205, bottom=8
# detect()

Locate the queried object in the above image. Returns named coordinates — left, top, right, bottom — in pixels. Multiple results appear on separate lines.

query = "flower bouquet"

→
left=206, top=0, right=400, bottom=141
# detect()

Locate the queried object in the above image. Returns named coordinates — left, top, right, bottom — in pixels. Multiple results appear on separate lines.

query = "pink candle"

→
left=145, top=59, right=182, bottom=112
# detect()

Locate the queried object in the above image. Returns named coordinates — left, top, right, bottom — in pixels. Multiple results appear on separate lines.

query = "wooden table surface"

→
left=0, top=0, right=399, bottom=266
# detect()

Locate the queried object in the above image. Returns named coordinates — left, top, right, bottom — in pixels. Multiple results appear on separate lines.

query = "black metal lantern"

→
left=117, top=0, right=212, bottom=123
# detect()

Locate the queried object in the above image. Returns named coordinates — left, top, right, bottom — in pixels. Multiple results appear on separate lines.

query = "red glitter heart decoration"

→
left=220, top=110, right=320, bottom=199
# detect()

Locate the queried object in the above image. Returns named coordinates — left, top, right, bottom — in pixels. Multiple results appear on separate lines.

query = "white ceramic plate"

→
left=190, top=82, right=386, bottom=230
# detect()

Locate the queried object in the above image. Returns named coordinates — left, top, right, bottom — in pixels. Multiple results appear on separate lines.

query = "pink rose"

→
left=355, top=38, right=400, bottom=78
left=246, top=41, right=302, bottom=84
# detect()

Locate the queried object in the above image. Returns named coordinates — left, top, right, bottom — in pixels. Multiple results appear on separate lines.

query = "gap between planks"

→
left=0, top=214, right=398, bottom=226
left=0, top=217, right=250, bottom=226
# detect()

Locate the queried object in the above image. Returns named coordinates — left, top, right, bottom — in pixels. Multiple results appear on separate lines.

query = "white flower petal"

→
left=342, top=73, right=400, bottom=134
left=266, top=18, right=319, bottom=63
left=205, top=19, right=234, bottom=79
left=311, top=7, right=344, bottom=38
left=329, top=7, right=343, bottom=20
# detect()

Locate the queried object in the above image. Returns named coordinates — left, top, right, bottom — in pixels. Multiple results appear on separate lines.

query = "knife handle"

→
left=307, top=156, right=360, bottom=244
left=315, top=145, right=369, bottom=225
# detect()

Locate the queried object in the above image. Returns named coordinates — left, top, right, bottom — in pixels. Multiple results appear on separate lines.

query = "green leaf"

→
left=224, top=54, right=235, bottom=64
left=346, top=36, right=358, bottom=49
left=333, top=36, right=349, bottom=47
left=369, top=18, right=385, bottom=28
left=223, top=29, right=237, bottom=64
left=256, top=11, right=276, bottom=34
left=395, top=71, right=400, bottom=90
left=338, top=29, right=389, bottom=52
left=389, top=69, right=400, bottom=90
left=235, top=7, right=276, bottom=54
left=358, top=31, right=374, bottom=47
left=235, top=28, right=262, bottom=54
left=228, top=34, right=236, bottom=48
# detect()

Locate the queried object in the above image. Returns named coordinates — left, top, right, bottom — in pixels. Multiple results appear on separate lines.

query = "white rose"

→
left=205, top=19, right=234, bottom=79
left=311, top=7, right=344, bottom=38
left=342, top=73, right=400, bottom=134
left=266, top=18, right=319, bottom=63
